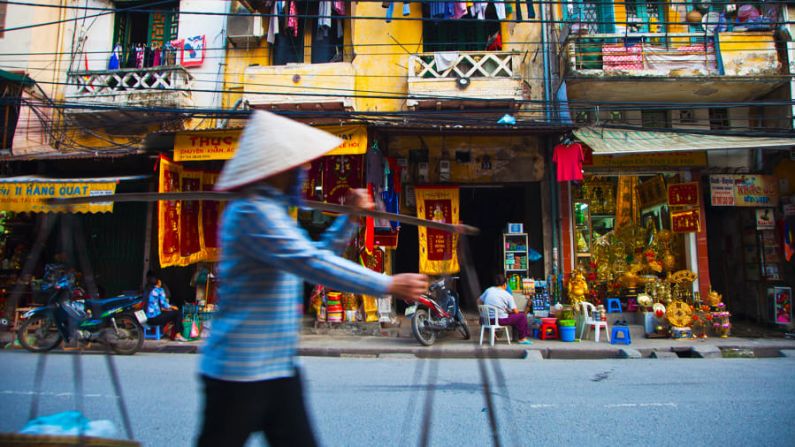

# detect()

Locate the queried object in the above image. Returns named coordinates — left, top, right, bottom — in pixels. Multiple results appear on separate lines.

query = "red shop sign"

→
left=668, top=182, right=700, bottom=207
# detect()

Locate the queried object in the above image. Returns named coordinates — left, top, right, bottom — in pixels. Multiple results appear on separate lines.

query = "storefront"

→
left=556, top=127, right=795, bottom=338
left=163, top=125, right=395, bottom=328
left=376, top=130, right=549, bottom=312
left=0, top=175, right=148, bottom=328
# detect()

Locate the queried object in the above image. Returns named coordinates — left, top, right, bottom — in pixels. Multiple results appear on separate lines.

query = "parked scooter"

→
left=406, top=278, right=470, bottom=346
left=17, top=270, right=145, bottom=355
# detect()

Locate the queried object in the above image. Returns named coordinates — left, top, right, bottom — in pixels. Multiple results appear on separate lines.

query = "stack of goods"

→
left=326, top=291, right=343, bottom=323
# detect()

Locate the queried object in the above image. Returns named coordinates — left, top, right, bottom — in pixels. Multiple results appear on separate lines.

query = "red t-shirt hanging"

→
left=552, top=143, right=584, bottom=182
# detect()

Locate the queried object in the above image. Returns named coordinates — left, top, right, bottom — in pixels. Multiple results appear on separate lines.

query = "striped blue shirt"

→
left=199, top=185, right=392, bottom=381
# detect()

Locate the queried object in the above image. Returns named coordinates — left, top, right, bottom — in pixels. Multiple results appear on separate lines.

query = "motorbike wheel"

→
left=411, top=308, right=437, bottom=346
left=456, top=310, right=471, bottom=340
left=17, top=314, right=62, bottom=352
left=107, top=315, right=144, bottom=355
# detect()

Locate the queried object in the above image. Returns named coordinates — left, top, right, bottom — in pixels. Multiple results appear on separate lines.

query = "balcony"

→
left=243, top=62, right=355, bottom=112
left=561, top=31, right=785, bottom=103
left=65, top=66, right=193, bottom=131
left=407, top=51, right=527, bottom=110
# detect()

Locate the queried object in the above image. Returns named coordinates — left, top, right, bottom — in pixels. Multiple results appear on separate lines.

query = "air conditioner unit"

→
left=227, top=13, right=263, bottom=47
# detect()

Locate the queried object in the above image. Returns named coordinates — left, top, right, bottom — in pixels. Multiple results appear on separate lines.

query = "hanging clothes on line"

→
left=108, top=44, right=122, bottom=70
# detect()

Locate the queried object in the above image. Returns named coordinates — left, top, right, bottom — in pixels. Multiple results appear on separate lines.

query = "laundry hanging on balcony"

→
left=394, top=1, right=536, bottom=22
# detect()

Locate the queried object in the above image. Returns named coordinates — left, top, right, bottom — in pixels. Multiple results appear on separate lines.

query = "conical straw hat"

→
left=214, top=111, right=343, bottom=191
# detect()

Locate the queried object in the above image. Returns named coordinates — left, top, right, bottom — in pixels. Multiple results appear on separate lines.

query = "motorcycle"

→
left=406, top=278, right=471, bottom=346
left=17, top=271, right=146, bottom=355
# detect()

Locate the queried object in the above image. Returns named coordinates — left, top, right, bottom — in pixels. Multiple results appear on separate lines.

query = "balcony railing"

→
left=66, top=66, right=193, bottom=107
left=408, top=51, right=519, bottom=80
left=407, top=51, right=525, bottom=109
left=562, top=32, right=782, bottom=78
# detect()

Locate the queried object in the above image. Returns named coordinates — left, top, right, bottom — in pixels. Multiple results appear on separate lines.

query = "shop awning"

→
left=575, top=127, right=795, bottom=155
left=0, top=175, right=148, bottom=214
left=0, top=69, right=34, bottom=86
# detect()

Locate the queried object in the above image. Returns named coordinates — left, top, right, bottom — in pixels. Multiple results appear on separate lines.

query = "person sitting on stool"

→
left=146, top=277, right=187, bottom=342
left=479, top=273, right=532, bottom=345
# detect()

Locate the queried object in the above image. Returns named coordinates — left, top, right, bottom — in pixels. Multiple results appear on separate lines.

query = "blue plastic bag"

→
left=20, top=411, right=118, bottom=438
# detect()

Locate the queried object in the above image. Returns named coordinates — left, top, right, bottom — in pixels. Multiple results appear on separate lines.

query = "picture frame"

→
left=180, top=35, right=206, bottom=67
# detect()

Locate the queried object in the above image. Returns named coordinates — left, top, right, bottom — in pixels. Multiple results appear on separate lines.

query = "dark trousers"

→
left=145, top=310, right=182, bottom=338
left=197, top=372, right=318, bottom=447
left=499, top=312, right=530, bottom=340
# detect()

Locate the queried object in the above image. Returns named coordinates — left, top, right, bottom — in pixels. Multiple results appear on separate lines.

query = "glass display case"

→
left=573, top=201, right=592, bottom=258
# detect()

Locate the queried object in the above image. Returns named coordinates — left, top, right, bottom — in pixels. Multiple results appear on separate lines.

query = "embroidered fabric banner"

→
left=158, top=156, right=221, bottom=267
left=321, top=155, right=363, bottom=205
left=201, top=171, right=222, bottom=260
left=179, top=169, right=203, bottom=264
left=416, top=186, right=460, bottom=275
left=158, top=157, right=182, bottom=267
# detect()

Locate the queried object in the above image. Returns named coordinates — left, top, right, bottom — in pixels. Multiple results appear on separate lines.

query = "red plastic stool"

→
left=539, top=321, right=558, bottom=340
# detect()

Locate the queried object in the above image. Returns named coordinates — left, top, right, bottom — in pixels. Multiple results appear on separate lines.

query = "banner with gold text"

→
left=416, top=186, right=459, bottom=275
left=174, top=130, right=239, bottom=161
left=173, top=125, right=367, bottom=161
left=0, top=179, right=117, bottom=213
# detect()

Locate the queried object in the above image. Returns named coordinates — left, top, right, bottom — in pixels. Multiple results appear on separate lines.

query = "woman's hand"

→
left=344, top=188, right=374, bottom=211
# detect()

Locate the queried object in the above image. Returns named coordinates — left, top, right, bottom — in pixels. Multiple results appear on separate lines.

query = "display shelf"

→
left=503, top=232, right=529, bottom=280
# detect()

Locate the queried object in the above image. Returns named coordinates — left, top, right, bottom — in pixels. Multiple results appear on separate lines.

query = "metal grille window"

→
left=564, top=0, right=616, bottom=34
left=641, top=110, right=671, bottom=129
left=709, top=108, right=730, bottom=130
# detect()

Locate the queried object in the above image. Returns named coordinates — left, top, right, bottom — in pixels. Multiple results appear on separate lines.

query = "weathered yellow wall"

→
left=350, top=2, right=422, bottom=112
left=387, top=134, right=544, bottom=184
left=223, top=2, right=544, bottom=114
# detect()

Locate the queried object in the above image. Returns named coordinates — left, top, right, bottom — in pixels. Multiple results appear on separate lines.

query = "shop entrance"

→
left=393, top=183, right=543, bottom=313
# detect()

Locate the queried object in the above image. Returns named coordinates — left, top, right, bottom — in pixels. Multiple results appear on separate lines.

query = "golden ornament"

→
left=666, top=300, right=693, bottom=327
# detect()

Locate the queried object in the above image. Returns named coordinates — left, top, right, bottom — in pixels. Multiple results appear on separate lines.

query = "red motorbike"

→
left=406, top=278, right=470, bottom=346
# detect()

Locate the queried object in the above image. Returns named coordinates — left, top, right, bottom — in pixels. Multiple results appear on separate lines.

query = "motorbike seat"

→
left=84, top=295, right=142, bottom=315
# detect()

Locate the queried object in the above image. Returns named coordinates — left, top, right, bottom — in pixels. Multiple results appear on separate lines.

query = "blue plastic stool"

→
left=144, top=325, right=161, bottom=340
left=610, top=326, right=631, bottom=345
left=605, top=298, right=623, bottom=313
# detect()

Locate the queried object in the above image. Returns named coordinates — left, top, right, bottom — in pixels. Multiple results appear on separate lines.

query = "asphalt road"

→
left=0, top=351, right=793, bottom=447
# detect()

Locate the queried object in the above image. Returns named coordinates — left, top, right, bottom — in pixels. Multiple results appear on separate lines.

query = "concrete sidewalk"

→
left=4, top=315, right=795, bottom=359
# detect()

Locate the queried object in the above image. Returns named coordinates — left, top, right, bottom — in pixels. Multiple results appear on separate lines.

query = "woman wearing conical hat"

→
left=196, top=111, right=428, bottom=447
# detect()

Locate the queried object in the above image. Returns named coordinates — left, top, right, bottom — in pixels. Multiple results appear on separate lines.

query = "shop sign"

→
left=416, top=186, right=460, bottom=275
left=709, top=175, right=779, bottom=207
left=373, top=230, right=399, bottom=248
left=667, top=182, right=700, bottom=207
left=756, top=208, right=775, bottom=230
left=174, top=130, right=239, bottom=162
left=318, top=125, right=368, bottom=156
left=0, top=181, right=117, bottom=213
left=671, top=208, right=701, bottom=233
left=173, top=125, right=367, bottom=162
left=783, top=203, right=795, bottom=216
left=588, top=151, right=707, bottom=168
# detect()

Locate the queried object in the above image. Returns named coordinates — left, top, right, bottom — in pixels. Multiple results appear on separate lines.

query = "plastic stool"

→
left=605, top=298, right=623, bottom=313
left=626, top=298, right=638, bottom=312
left=610, top=326, right=631, bottom=345
left=539, top=322, right=558, bottom=340
left=144, top=325, right=161, bottom=340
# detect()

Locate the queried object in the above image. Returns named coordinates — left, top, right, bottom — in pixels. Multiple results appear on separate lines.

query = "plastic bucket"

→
left=559, top=325, right=576, bottom=342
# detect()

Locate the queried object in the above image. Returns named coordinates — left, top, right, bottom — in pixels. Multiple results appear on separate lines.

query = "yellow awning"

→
left=575, top=127, right=795, bottom=155
left=0, top=176, right=144, bottom=213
